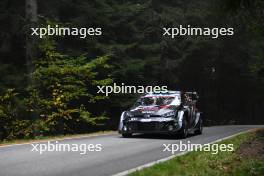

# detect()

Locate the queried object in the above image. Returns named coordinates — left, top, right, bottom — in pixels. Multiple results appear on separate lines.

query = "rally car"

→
left=118, top=91, right=202, bottom=138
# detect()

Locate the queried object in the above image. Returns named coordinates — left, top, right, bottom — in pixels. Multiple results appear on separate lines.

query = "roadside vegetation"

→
left=130, top=129, right=264, bottom=176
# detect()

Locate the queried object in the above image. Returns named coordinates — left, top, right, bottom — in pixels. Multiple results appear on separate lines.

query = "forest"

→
left=0, top=0, right=263, bottom=140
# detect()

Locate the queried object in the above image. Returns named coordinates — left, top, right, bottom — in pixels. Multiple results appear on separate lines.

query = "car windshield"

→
left=134, top=97, right=175, bottom=107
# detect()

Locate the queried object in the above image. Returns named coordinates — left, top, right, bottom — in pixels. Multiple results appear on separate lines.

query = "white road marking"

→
left=0, top=132, right=116, bottom=148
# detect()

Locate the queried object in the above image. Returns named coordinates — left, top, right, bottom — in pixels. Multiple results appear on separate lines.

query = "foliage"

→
left=27, top=38, right=112, bottom=134
left=0, top=89, right=19, bottom=139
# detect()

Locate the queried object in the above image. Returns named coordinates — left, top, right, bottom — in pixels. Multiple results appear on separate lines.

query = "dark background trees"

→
left=0, top=0, right=263, bottom=140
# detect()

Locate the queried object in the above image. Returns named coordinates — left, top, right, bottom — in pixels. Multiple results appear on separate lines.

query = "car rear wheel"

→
left=122, top=133, right=133, bottom=138
left=195, top=119, right=203, bottom=135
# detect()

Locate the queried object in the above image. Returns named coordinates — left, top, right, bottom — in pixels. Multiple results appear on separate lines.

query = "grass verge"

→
left=130, top=129, right=264, bottom=176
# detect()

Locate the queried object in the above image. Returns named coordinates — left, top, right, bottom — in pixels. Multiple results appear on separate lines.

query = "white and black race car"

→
left=118, top=91, right=202, bottom=138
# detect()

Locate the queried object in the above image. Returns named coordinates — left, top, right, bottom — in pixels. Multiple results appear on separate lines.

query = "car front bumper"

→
left=119, top=118, right=181, bottom=134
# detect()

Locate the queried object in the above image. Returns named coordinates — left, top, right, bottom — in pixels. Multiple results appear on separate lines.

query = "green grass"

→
left=0, top=130, right=114, bottom=146
left=130, top=129, right=264, bottom=176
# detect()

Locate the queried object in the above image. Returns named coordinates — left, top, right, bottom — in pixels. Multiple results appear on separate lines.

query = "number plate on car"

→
left=140, top=119, right=152, bottom=122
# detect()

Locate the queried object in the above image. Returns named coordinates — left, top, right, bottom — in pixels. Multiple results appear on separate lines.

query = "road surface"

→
left=0, top=125, right=263, bottom=176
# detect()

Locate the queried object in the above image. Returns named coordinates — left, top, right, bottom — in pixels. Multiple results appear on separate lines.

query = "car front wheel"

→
left=178, top=117, right=188, bottom=139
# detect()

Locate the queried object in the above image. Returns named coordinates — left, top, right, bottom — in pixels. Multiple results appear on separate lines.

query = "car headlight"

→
left=163, top=111, right=175, bottom=118
left=130, top=118, right=138, bottom=121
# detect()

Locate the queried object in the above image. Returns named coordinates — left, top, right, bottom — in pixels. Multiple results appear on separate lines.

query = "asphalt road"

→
left=0, top=125, right=263, bottom=176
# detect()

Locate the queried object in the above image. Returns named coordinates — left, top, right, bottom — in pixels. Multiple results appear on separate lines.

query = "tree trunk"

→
left=25, top=0, right=38, bottom=134
left=25, top=0, right=37, bottom=80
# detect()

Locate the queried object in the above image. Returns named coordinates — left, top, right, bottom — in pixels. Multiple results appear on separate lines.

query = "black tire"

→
left=178, top=117, right=188, bottom=139
left=194, top=118, right=203, bottom=135
left=122, top=133, right=132, bottom=138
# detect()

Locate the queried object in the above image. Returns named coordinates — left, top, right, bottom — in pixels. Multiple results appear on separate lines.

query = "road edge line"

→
left=112, top=128, right=257, bottom=176
left=0, top=131, right=116, bottom=148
